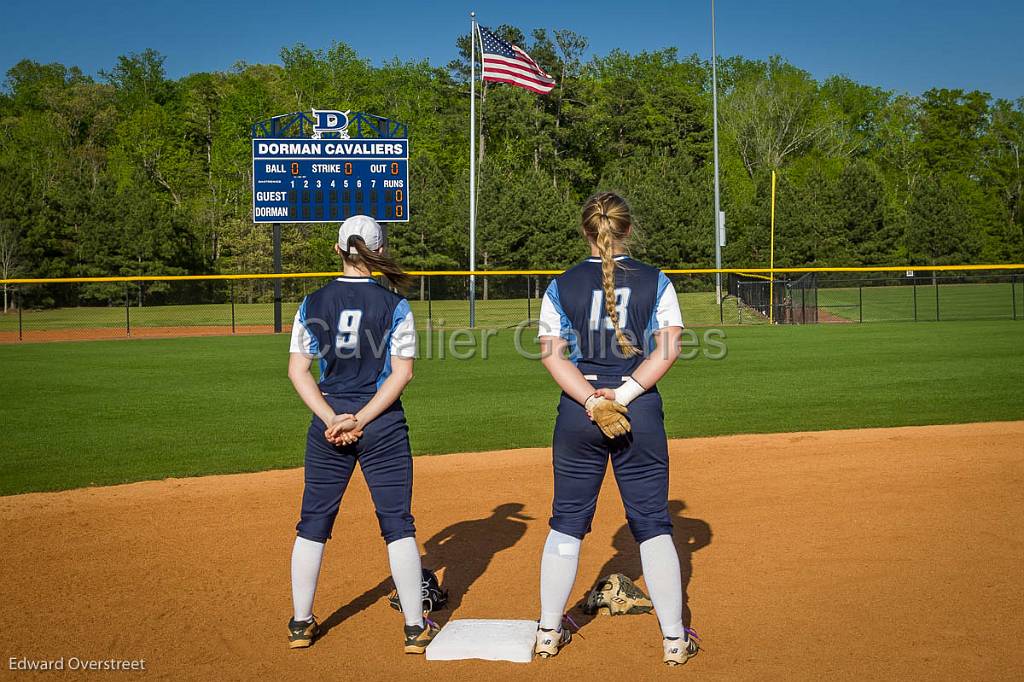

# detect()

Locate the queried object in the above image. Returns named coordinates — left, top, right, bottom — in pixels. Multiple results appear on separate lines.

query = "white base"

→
left=425, top=619, right=537, bottom=663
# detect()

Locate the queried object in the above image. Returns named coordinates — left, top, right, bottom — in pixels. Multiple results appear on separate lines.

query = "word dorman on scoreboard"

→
left=252, top=138, right=408, bottom=223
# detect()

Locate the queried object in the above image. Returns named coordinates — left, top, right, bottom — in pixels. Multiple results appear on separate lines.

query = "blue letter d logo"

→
left=312, top=109, right=350, bottom=136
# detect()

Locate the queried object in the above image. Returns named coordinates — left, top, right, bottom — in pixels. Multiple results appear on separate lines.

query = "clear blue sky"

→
left=1, top=0, right=1021, bottom=99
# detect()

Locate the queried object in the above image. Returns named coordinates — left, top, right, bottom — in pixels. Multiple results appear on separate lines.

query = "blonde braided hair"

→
left=581, top=192, right=639, bottom=357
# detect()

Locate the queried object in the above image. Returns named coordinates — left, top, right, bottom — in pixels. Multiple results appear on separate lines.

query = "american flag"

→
left=478, top=26, right=557, bottom=94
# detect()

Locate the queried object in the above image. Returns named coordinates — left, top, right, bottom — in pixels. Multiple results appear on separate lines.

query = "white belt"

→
left=583, top=374, right=630, bottom=381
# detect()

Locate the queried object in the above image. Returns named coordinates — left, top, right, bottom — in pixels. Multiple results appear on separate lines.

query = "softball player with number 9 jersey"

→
left=534, top=192, right=699, bottom=666
left=285, top=215, right=440, bottom=654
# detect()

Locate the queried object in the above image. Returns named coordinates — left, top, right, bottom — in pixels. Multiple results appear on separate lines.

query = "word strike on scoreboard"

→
left=252, top=138, right=409, bottom=223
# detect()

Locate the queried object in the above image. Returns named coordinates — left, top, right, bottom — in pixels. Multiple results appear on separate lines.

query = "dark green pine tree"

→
left=907, top=173, right=981, bottom=266
left=835, top=160, right=896, bottom=265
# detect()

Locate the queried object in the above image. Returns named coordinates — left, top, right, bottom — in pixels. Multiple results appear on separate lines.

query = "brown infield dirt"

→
left=1, top=422, right=1022, bottom=681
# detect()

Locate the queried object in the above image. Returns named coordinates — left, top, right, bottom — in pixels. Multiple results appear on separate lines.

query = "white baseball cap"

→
left=337, top=214, right=384, bottom=253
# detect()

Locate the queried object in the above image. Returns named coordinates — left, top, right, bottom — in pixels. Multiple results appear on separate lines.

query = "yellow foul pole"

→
left=769, top=169, right=777, bottom=323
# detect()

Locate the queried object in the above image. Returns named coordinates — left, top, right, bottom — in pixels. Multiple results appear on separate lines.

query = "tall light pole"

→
left=711, top=0, right=723, bottom=304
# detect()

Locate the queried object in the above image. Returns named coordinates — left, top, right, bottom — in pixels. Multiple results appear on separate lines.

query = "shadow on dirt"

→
left=568, top=500, right=712, bottom=633
left=319, top=502, right=532, bottom=638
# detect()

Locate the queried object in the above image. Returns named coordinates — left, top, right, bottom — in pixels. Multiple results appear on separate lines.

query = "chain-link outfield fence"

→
left=734, top=269, right=1024, bottom=324
left=1, top=266, right=1021, bottom=342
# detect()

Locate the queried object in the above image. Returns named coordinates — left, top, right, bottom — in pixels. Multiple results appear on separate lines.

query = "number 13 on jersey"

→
left=589, top=288, right=631, bottom=330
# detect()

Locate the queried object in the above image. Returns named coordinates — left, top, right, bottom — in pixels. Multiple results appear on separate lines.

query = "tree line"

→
left=0, top=26, right=1021, bottom=308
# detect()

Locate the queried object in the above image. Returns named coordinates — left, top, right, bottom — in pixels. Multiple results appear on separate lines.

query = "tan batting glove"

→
left=585, top=395, right=631, bottom=439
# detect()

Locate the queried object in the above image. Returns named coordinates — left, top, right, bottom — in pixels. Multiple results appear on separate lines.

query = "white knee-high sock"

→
left=387, top=537, right=425, bottom=628
left=291, top=536, right=325, bottom=622
left=539, top=530, right=582, bottom=630
left=639, top=534, right=685, bottom=638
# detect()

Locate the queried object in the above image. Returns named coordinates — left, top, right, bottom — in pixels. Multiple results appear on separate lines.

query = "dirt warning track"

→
left=0, top=324, right=285, bottom=344
left=1, top=422, right=1022, bottom=680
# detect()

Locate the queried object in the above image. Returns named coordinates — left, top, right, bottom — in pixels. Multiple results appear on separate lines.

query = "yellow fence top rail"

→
left=1, top=263, right=1022, bottom=285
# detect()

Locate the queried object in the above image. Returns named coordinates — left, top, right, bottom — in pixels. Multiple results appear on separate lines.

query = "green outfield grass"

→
left=1, top=320, right=1021, bottom=495
left=817, top=281, right=1023, bottom=322
left=0, top=291, right=754, bottom=333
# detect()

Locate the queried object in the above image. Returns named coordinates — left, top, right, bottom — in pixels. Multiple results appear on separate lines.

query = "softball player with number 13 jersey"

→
left=535, top=192, right=698, bottom=666
left=285, top=215, right=439, bottom=654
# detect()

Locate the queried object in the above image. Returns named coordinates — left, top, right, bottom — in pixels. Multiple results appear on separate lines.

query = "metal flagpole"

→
left=711, top=0, right=723, bottom=304
left=468, top=11, right=478, bottom=328
left=769, top=169, right=777, bottom=323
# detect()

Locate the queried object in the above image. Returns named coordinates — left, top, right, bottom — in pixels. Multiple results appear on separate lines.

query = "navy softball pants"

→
left=550, top=383, right=673, bottom=543
left=296, top=395, right=415, bottom=544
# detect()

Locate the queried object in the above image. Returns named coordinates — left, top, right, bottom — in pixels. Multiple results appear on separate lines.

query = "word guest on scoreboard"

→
left=252, top=138, right=409, bottom=223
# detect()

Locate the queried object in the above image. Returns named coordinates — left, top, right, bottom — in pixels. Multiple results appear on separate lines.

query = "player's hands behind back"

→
left=325, top=413, right=363, bottom=446
left=586, top=390, right=631, bottom=439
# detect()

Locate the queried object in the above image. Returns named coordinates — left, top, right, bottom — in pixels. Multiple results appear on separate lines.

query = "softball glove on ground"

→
left=582, top=573, right=654, bottom=616
left=387, top=568, right=448, bottom=614
left=586, top=395, right=631, bottom=439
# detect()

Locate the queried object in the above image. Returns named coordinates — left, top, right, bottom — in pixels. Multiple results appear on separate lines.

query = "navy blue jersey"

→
left=538, top=256, right=682, bottom=376
left=290, top=276, right=416, bottom=397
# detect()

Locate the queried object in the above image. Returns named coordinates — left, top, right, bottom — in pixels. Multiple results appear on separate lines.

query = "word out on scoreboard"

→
left=252, top=138, right=409, bottom=223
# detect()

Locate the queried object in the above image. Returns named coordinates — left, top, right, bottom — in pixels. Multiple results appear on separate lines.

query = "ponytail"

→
left=583, top=192, right=639, bottom=358
left=345, top=236, right=413, bottom=291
